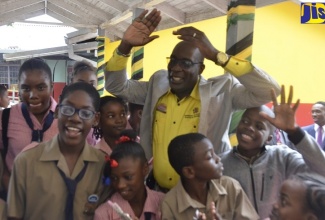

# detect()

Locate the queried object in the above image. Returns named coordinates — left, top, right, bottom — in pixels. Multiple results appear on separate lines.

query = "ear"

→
left=54, top=106, right=59, bottom=118
left=199, top=64, right=205, bottom=75
left=142, top=162, right=149, bottom=177
left=267, top=134, right=273, bottom=142
left=137, top=109, right=142, bottom=119
left=92, top=112, right=100, bottom=127
left=182, top=166, right=195, bottom=179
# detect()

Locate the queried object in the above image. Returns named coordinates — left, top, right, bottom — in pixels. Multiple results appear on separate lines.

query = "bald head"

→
left=172, top=41, right=204, bottom=63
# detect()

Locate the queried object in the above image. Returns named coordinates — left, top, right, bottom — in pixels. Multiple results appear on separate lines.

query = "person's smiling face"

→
left=99, top=101, right=128, bottom=139
left=19, top=69, right=53, bottom=117
left=168, top=41, right=204, bottom=100
left=236, top=107, right=273, bottom=157
left=57, top=90, right=99, bottom=148
left=110, top=157, right=148, bottom=203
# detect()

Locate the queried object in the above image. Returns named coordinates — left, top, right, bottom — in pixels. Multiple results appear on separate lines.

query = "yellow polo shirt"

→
left=153, top=82, right=200, bottom=189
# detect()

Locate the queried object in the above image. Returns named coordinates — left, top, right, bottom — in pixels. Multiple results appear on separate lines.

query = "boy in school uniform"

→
left=161, top=132, right=259, bottom=220
left=7, top=82, right=105, bottom=220
left=220, top=86, right=325, bottom=219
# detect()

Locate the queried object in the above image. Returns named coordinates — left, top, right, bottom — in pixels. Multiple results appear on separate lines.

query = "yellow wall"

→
left=105, top=1, right=325, bottom=103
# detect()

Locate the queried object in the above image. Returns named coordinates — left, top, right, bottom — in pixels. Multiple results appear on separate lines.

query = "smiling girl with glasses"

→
left=7, top=82, right=106, bottom=220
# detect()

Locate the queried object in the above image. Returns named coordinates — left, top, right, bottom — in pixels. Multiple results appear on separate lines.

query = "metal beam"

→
left=47, top=2, right=91, bottom=24
left=46, top=10, right=76, bottom=24
left=100, top=10, right=132, bottom=28
left=49, top=0, right=102, bottom=24
left=99, top=0, right=128, bottom=12
left=0, top=9, right=44, bottom=27
left=66, top=32, right=98, bottom=44
left=100, top=0, right=172, bottom=29
left=66, top=29, right=97, bottom=38
left=3, top=42, right=98, bottom=61
left=68, top=44, right=97, bottom=67
left=0, top=2, right=44, bottom=21
left=0, top=0, right=42, bottom=14
left=66, top=0, right=111, bottom=21
left=156, top=2, right=185, bottom=24
left=16, top=20, right=98, bottom=29
left=202, top=0, right=227, bottom=14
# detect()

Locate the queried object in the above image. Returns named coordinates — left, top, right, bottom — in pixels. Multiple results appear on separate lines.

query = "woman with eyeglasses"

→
left=0, top=58, right=58, bottom=200
left=7, top=82, right=106, bottom=220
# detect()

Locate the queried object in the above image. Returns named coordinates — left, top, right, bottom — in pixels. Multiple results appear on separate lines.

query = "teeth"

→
left=172, top=76, right=182, bottom=82
left=67, top=127, right=80, bottom=131
left=30, top=103, right=41, bottom=107
left=242, top=134, right=253, bottom=141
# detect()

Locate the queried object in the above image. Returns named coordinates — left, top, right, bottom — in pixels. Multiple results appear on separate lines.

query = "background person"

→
left=302, top=101, right=325, bottom=150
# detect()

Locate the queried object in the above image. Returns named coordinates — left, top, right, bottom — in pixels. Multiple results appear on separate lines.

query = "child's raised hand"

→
left=260, top=85, right=300, bottom=135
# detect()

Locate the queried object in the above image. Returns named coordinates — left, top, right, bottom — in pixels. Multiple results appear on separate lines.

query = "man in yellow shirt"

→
left=105, top=9, right=280, bottom=189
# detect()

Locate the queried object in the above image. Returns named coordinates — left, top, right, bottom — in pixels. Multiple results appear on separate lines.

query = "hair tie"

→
left=105, top=155, right=118, bottom=168
left=102, top=176, right=111, bottom=186
left=115, top=135, right=134, bottom=144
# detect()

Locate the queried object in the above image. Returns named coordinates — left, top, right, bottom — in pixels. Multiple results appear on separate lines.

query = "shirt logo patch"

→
left=156, top=103, right=167, bottom=113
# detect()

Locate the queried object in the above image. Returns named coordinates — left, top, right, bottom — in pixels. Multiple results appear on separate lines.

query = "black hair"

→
left=291, top=173, right=325, bottom=220
left=103, top=129, right=146, bottom=178
left=72, top=60, right=96, bottom=79
left=314, top=101, right=325, bottom=107
left=59, top=82, right=100, bottom=111
left=93, top=96, right=128, bottom=139
left=0, top=85, right=7, bottom=97
left=168, top=133, right=207, bottom=176
left=128, top=102, right=144, bottom=115
left=18, top=58, right=53, bottom=83
left=242, top=105, right=276, bottom=134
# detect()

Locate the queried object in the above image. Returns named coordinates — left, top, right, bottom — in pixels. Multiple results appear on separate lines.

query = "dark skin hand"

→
left=197, top=201, right=222, bottom=220
left=260, top=85, right=300, bottom=135
left=172, top=27, right=220, bottom=62
left=118, top=9, right=162, bottom=54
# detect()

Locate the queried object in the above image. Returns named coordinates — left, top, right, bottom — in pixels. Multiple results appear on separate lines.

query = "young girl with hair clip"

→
left=93, top=96, right=129, bottom=155
left=94, top=130, right=164, bottom=220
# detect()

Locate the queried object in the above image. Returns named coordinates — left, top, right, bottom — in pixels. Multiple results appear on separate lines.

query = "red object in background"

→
left=53, top=82, right=66, bottom=103
left=266, top=102, right=313, bottom=127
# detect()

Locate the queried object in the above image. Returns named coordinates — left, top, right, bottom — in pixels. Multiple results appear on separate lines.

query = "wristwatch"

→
left=215, top=52, right=230, bottom=67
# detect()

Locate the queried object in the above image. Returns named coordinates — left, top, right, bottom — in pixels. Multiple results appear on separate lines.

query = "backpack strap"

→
left=1, top=108, right=10, bottom=161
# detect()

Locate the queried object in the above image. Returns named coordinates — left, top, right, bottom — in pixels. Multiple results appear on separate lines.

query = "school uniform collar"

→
left=167, top=78, right=201, bottom=102
left=39, top=134, right=100, bottom=163
left=49, top=96, right=57, bottom=112
left=111, top=186, right=157, bottom=219
left=176, top=179, right=227, bottom=213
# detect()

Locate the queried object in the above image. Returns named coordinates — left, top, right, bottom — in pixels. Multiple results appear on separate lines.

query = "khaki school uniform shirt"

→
left=7, top=135, right=105, bottom=220
left=161, top=176, right=259, bottom=220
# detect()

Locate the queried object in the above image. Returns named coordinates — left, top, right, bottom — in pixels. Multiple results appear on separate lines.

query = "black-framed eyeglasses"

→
left=166, top=57, right=203, bottom=69
left=58, top=104, right=96, bottom=120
